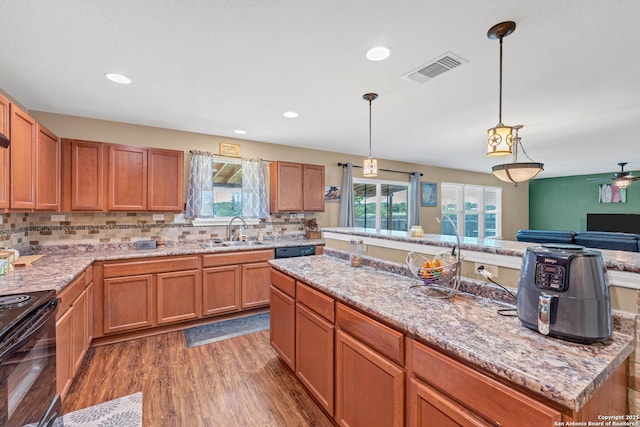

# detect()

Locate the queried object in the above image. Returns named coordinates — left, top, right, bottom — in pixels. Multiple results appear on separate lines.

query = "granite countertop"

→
left=322, top=227, right=640, bottom=273
left=269, top=254, right=635, bottom=413
left=0, top=238, right=324, bottom=295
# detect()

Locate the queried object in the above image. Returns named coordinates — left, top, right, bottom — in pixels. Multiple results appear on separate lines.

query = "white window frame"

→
left=353, top=177, right=409, bottom=232
left=441, top=182, right=502, bottom=238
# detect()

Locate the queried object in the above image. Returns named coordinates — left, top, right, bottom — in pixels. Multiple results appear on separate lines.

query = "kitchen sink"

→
left=222, top=241, right=266, bottom=247
left=201, top=242, right=223, bottom=248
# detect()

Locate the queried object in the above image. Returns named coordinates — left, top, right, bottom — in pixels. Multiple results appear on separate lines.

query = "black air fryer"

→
left=516, top=243, right=612, bottom=344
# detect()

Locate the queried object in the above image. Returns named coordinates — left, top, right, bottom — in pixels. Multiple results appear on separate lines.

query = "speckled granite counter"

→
left=322, top=227, right=640, bottom=274
left=269, top=254, right=635, bottom=413
left=0, top=239, right=324, bottom=295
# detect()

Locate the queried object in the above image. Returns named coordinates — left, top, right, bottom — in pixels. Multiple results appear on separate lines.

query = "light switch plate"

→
left=152, top=214, right=164, bottom=221
left=51, top=214, right=65, bottom=222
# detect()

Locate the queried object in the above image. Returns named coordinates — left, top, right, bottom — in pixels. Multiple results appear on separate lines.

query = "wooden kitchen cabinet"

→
left=270, top=161, right=325, bottom=212
left=241, top=261, right=271, bottom=308
left=148, top=148, right=184, bottom=211
left=295, top=282, right=335, bottom=416
left=269, top=268, right=296, bottom=370
left=35, top=123, right=60, bottom=210
left=157, top=269, right=201, bottom=324
left=62, top=139, right=106, bottom=211
left=202, top=265, right=241, bottom=316
left=406, top=339, right=561, bottom=427
left=62, top=139, right=184, bottom=212
left=108, top=144, right=147, bottom=210
left=103, top=274, right=155, bottom=334
left=56, top=269, right=93, bottom=400
left=0, top=93, right=9, bottom=209
left=10, top=104, right=37, bottom=209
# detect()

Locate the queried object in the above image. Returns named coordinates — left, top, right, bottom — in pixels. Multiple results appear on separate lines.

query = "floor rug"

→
left=184, top=312, right=270, bottom=348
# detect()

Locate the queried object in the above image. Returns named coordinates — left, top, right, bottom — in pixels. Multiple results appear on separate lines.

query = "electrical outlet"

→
left=475, top=263, right=499, bottom=278
left=51, top=214, right=65, bottom=222
left=152, top=214, right=164, bottom=221
left=289, top=213, right=297, bottom=219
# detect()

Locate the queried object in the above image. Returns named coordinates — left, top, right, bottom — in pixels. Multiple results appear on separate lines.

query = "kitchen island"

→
left=269, top=253, right=635, bottom=425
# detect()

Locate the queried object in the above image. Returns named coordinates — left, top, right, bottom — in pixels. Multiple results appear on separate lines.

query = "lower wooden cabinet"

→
left=335, top=329, right=405, bottom=427
left=241, top=262, right=271, bottom=308
left=103, top=274, right=155, bottom=334
left=157, top=269, right=201, bottom=324
left=269, top=285, right=296, bottom=370
left=56, top=270, right=93, bottom=399
left=203, top=265, right=241, bottom=316
left=296, top=301, right=334, bottom=416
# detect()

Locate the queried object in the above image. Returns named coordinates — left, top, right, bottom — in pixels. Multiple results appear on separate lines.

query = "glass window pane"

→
left=212, top=161, right=242, bottom=217
left=354, top=183, right=377, bottom=228
left=485, top=213, right=497, bottom=237
left=465, top=213, right=478, bottom=237
left=381, top=184, right=408, bottom=231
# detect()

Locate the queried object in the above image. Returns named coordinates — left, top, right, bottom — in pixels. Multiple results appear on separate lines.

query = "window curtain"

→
left=339, top=163, right=355, bottom=227
left=185, top=151, right=215, bottom=218
left=408, top=172, right=421, bottom=227
left=242, top=158, right=269, bottom=219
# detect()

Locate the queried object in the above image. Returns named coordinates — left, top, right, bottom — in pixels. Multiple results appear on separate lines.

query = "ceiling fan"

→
left=587, top=162, right=640, bottom=189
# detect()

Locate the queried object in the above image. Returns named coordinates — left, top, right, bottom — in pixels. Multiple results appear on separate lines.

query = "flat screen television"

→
left=587, top=213, right=640, bottom=234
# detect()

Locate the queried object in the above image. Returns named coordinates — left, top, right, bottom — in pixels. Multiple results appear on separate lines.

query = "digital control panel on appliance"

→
left=534, top=255, right=570, bottom=291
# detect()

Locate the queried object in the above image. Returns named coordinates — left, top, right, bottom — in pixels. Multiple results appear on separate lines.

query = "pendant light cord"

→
left=368, top=97, right=373, bottom=158
left=498, top=35, right=504, bottom=125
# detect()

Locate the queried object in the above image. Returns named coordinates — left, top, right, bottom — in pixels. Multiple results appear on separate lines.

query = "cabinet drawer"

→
left=202, top=249, right=274, bottom=268
left=103, top=256, right=198, bottom=278
left=296, top=281, right=334, bottom=323
left=56, top=272, right=86, bottom=319
left=407, top=339, right=561, bottom=426
left=270, top=268, right=295, bottom=297
left=336, top=303, right=404, bottom=366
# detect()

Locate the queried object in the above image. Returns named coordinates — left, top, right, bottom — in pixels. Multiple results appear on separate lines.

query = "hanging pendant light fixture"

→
left=363, top=92, right=379, bottom=177
left=486, top=21, right=517, bottom=156
left=492, top=125, right=544, bottom=184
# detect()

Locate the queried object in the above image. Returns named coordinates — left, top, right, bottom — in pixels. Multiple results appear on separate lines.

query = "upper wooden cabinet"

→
left=0, top=93, right=10, bottom=209
left=35, top=124, right=60, bottom=210
left=62, top=139, right=184, bottom=212
left=148, top=148, right=184, bottom=211
left=270, top=161, right=325, bottom=213
left=108, top=144, right=147, bottom=211
left=10, top=104, right=37, bottom=209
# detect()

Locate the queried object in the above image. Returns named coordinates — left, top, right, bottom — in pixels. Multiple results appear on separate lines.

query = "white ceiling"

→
left=1, top=0, right=639, bottom=179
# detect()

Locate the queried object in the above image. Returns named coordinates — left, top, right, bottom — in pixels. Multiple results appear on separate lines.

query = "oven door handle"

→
left=0, top=298, right=58, bottom=361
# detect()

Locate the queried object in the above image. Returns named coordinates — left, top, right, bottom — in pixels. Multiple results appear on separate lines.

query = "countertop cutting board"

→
left=14, top=254, right=46, bottom=268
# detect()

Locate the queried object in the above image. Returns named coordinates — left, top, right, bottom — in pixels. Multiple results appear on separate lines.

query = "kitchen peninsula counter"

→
left=269, top=254, right=634, bottom=414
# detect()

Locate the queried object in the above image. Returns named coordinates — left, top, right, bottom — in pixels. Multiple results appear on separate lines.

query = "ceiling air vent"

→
left=403, top=51, right=468, bottom=84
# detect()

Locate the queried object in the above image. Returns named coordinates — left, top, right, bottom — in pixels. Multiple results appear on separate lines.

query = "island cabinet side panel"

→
left=269, top=285, right=296, bottom=370
left=406, top=339, right=562, bottom=427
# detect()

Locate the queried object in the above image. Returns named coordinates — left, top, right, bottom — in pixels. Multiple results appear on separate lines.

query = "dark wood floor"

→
left=63, top=330, right=335, bottom=427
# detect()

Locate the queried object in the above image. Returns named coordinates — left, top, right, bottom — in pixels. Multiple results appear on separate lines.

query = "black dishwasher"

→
left=274, top=245, right=316, bottom=258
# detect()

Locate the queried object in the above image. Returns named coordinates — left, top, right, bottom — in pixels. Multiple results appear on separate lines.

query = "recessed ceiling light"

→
left=105, top=73, right=131, bottom=84
left=283, top=111, right=299, bottom=118
left=366, top=46, right=391, bottom=61
left=234, top=129, right=247, bottom=135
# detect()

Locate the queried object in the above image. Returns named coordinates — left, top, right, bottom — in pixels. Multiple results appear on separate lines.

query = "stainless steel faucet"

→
left=228, top=216, right=248, bottom=241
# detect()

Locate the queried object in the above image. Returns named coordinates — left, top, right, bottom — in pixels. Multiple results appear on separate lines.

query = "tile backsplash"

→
left=1, top=212, right=311, bottom=251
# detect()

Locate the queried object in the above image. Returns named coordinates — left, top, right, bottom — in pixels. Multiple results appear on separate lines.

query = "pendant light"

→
left=492, top=125, right=544, bottom=184
left=486, top=21, right=517, bottom=156
left=363, top=93, right=379, bottom=177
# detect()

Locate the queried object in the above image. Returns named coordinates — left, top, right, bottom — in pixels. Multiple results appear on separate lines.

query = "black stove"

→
left=0, top=290, right=56, bottom=343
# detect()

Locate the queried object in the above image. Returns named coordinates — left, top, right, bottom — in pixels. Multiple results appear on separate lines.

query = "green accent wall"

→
left=529, top=172, right=640, bottom=231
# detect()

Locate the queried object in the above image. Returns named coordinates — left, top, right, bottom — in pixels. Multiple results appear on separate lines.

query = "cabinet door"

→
left=68, top=139, right=105, bottom=211
left=270, top=161, right=303, bottom=212
left=0, top=93, right=9, bottom=209
left=202, top=265, right=241, bottom=316
left=148, top=148, right=184, bottom=211
left=10, top=104, right=36, bottom=209
left=35, top=124, right=60, bottom=210
left=241, top=261, right=271, bottom=308
left=71, top=288, right=88, bottom=374
left=296, top=302, right=335, bottom=416
left=335, top=329, right=404, bottom=427
left=269, top=286, right=296, bottom=370
left=302, top=164, right=325, bottom=211
left=108, top=144, right=147, bottom=210
left=407, top=377, right=489, bottom=427
left=103, top=274, right=155, bottom=333
left=56, top=307, right=73, bottom=398
left=157, top=269, right=201, bottom=324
